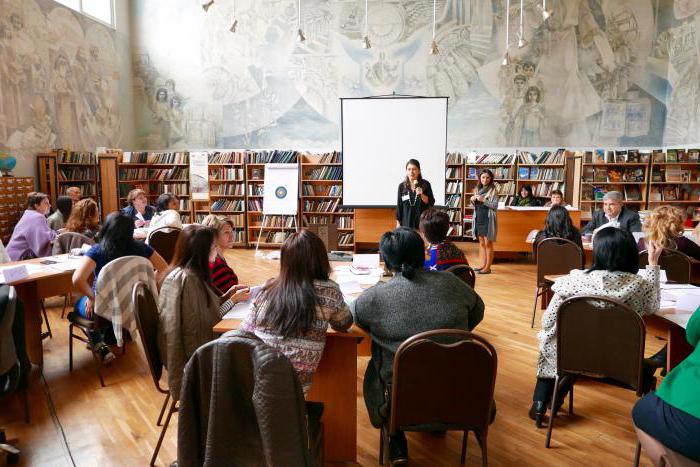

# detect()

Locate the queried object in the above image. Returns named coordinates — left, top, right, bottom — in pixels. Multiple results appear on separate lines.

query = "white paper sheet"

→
left=339, top=280, right=363, bottom=295
left=352, top=254, right=380, bottom=269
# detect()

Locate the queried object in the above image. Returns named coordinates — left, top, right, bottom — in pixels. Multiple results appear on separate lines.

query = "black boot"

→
left=528, top=401, right=547, bottom=428
left=388, top=431, right=408, bottom=465
left=647, top=345, right=668, bottom=376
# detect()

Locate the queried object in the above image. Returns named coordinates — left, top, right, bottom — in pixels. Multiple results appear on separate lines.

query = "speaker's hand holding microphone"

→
left=413, top=179, right=423, bottom=196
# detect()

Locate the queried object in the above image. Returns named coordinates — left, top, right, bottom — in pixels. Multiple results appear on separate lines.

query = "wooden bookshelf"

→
left=445, top=153, right=463, bottom=239
left=515, top=149, right=566, bottom=202
left=649, top=148, right=700, bottom=225
left=56, top=150, right=97, bottom=199
left=190, top=151, right=247, bottom=246
left=463, top=152, right=517, bottom=238
left=245, top=151, right=299, bottom=248
left=36, top=151, right=58, bottom=203
left=300, top=152, right=354, bottom=249
left=579, top=149, right=650, bottom=222
left=118, top=151, right=192, bottom=223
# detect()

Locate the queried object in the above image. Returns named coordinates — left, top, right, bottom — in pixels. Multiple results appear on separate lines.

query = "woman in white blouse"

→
left=529, top=227, right=662, bottom=427
left=148, top=193, right=183, bottom=236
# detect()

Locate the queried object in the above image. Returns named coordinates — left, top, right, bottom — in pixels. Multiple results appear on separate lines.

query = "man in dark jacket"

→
left=581, top=191, right=642, bottom=235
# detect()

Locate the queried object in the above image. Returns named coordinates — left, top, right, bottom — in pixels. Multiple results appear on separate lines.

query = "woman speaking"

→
left=396, top=159, right=435, bottom=229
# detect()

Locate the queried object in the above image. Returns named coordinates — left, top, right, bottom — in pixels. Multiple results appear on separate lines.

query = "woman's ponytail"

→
left=401, top=263, right=417, bottom=280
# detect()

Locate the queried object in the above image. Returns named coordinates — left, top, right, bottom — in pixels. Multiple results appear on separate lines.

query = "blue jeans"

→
left=74, top=296, right=104, bottom=345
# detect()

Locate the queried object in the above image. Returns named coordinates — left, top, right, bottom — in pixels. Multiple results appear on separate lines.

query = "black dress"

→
left=396, top=180, right=435, bottom=229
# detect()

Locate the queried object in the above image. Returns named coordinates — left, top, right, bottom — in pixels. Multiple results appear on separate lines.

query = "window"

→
left=53, top=0, right=115, bottom=28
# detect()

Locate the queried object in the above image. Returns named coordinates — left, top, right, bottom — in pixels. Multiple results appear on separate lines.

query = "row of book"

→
left=583, top=167, right=645, bottom=183
left=339, top=233, right=354, bottom=246
left=445, top=167, right=462, bottom=179
left=249, top=215, right=296, bottom=228
left=246, top=150, right=298, bottom=164
left=57, top=150, right=96, bottom=164
left=518, top=167, right=564, bottom=181
left=301, top=216, right=354, bottom=229
left=180, top=214, right=192, bottom=224
left=210, top=199, right=245, bottom=212
left=530, top=182, right=565, bottom=197
left=198, top=213, right=245, bottom=227
left=303, top=199, right=340, bottom=213
left=446, top=153, right=463, bottom=165
left=447, top=210, right=461, bottom=222
left=211, top=183, right=245, bottom=196
left=211, top=168, right=244, bottom=180
left=152, top=167, right=189, bottom=181
left=248, top=184, right=264, bottom=196
left=467, top=167, right=513, bottom=179
left=582, top=185, right=643, bottom=202
left=517, top=150, right=564, bottom=164
left=262, top=232, right=293, bottom=244
left=445, top=194, right=461, bottom=208
left=446, top=225, right=463, bottom=237
left=305, top=166, right=342, bottom=180
left=58, top=168, right=95, bottom=181
left=314, top=152, right=342, bottom=163
left=467, top=153, right=515, bottom=164
left=161, top=183, right=189, bottom=196
left=122, top=152, right=189, bottom=164
left=209, top=152, right=245, bottom=164
left=446, top=181, right=462, bottom=195
left=496, top=181, right=515, bottom=196
left=302, top=184, right=342, bottom=196
left=649, top=186, right=700, bottom=202
left=652, top=167, right=700, bottom=183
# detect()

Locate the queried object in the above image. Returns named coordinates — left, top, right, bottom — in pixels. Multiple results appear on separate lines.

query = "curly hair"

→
left=65, top=198, right=100, bottom=234
left=643, top=205, right=685, bottom=248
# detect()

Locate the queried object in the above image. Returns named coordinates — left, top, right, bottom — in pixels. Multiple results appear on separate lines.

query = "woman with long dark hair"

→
left=72, top=213, right=168, bottom=362
left=158, top=225, right=251, bottom=400
left=47, top=195, right=73, bottom=230
left=529, top=228, right=661, bottom=427
left=148, top=193, right=183, bottom=234
left=396, top=159, right=435, bottom=229
left=470, top=169, right=499, bottom=274
left=512, top=184, right=541, bottom=206
left=239, top=229, right=352, bottom=395
left=532, top=205, right=582, bottom=258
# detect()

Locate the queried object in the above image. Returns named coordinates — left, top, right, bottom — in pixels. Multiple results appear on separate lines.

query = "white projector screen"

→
left=341, top=97, right=447, bottom=207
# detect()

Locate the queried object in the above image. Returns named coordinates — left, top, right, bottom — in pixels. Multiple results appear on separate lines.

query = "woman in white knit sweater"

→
left=529, top=227, right=662, bottom=427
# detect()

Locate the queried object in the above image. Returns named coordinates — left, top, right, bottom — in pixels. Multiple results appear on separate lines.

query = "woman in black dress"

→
left=396, top=159, right=435, bottom=229
left=470, top=169, right=499, bottom=274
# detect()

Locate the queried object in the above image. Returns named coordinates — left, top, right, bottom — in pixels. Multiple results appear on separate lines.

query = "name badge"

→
left=402, top=194, right=410, bottom=202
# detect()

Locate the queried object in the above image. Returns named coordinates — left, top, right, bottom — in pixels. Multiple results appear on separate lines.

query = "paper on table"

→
left=339, top=280, right=363, bottom=295
left=664, top=313, right=692, bottom=329
left=221, top=285, right=263, bottom=320
left=661, top=283, right=699, bottom=290
left=676, top=293, right=700, bottom=312
left=352, top=254, right=380, bottom=269
left=47, top=261, right=82, bottom=272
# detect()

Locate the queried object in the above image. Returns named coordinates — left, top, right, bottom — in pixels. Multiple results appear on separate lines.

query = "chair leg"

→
left=531, top=286, right=541, bottom=328
left=90, top=347, right=105, bottom=388
left=61, top=294, right=69, bottom=319
left=633, top=441, right=641, bottom=467
left=41, top=301, right=52, bottom=339
left=21, top=387, right=30, bottom=423
left=378, top=426, right=384, bottom=465
left=151, top=400, right=177, bottom=466
left=157, top=393, right=170, bottom=426
left=69, top=324, right=74, bottom=372
left=460, top=431, right=468, bottom=464
left=476, top=431, right=488, bottom=467
left=568, top=384, right=574, bottom=415
left=545, top=375, right=561, bottom=448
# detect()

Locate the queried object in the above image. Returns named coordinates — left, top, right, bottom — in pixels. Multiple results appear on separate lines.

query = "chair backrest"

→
left=639, top=248, right=693, bottom=283
left=389, top=329, right=497, bottom=434
left=556, top=295, right=646, bottom=394
left=535, top=237, right=584, bottom=284
left=445, top=264, right=476, bottom=289
left=132, top=281, right=165, bottom=392
left=52, top=232, right=96, bottom=255
left=147, top=227, right=182, bottom=264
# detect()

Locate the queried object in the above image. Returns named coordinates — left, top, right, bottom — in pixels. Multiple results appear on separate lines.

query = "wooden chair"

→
left=446, top=264, right=476, bottom=289
left=379, top=329, right=497, bottom=466
left=147, top=227, right=182, bottom=264
left=639, top=248, right=697, bottom=284
left=531, top=238, right=584, bottom=328
left=51, top=232, right=96, bottom=319
left=546, top=295, right=652, bottom=467
left=132, top=281, right=176, bottom=466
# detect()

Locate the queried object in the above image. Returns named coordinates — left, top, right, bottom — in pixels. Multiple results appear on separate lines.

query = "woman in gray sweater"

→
left=354, top=227, right=485, bottom=465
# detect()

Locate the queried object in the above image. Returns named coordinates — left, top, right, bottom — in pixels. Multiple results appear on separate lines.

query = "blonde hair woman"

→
left=122, top=188, right=155, bottom=228
left=639, top=206, right=700, bottom=261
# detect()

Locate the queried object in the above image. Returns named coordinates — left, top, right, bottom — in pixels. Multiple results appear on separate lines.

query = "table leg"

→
left=667, top=324, right=693, bottom=371
left=15, top=282, right=43, bottom=367
left=307, top=336, right=359, bottom=463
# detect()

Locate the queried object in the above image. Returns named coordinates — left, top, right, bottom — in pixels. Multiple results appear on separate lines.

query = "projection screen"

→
left=341, top=96, right=447, bottom=207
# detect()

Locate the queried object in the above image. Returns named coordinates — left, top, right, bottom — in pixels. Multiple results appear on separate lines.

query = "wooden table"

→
left=495, top=208, right=581, bottom=254
left=213, top=319, right=367, bottom=463
left=2, top=255, right=80, bottom=366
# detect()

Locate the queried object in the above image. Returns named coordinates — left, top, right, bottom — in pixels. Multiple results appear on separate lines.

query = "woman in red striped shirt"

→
left=201, top=215, right=244, bottom=295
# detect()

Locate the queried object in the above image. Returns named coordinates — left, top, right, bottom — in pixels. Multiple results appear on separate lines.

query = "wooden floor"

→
left=1, top=243, right=666, bottom=466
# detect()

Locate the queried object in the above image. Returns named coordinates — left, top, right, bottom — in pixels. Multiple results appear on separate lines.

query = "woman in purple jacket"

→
left=7, top=192, right=57, bottom=261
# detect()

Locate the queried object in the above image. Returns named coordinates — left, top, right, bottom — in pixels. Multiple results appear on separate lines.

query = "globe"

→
left=0, top=155, right=17, bottom=173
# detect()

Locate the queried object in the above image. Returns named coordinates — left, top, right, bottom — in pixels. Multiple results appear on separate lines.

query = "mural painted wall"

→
left=131, top=0, right=698, bottom=151
left=0, top=0, right=133, bottom=176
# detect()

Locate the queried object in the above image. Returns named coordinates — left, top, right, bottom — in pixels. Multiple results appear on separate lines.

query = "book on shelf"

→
left=689, top=149, right=700, bottom=162
left=651, top=167, right=664, bottom=182
left=445, top=194, right=461, bottom=208
left=303, top=199, right=340, bottom=213
left=338, top=233, right=354, bottom=246
left=614, top=150, right=627, bottom=162
left=302, top=184, right=342, bottom=196
left=247, top=184, right=264, bottom=196
left=208, top=151, right=245, bottom=164
left=639, top=150, right=651, bottom=163
left=314, top=151, right=342, bottom=163
left=162, top=183, right=189, bottom=195
left=246, top=150, right=298, bottom=164
left=529, top=167, right=540, bottom=179
left=622, top=167, right=644, bottom=182
left=211, top=167, right=244, bottom=180
left=446, top=153, right=462, bottom=164
left=608, top=168, right=623, bottom=182
left=58, top=167, right=94, bottom=181
left=473, top=153, right=515, bottom=164
left=531, top=182, right=564, bottom=197
left=210, top=199, right=245, bottom=212
left=305, top=166, right=342, bottom=180
left=583, top=166, right=595, bottom=182
left=518, top=167, right=530, bottom=179
left=57, top=150, right=96, bottom=164
left=624, top=186, right=642, bottom=201
left=663, top=186, right=679, bottom=201
left=446, top=182, right=462, bottom=195
left=593, top=150, right=605, bottom=163
left=147, top=152, right=189, bottom=164
left=594, top=168, right=607, bottom=182
left=652, top=149, right=665, bottom=162
left=581, top=186, right=594, bottom=201
left=666, top=149, right=678, bottom=162
left=594, top=187, right=606, bottom=201
left=445, top=167, right=461, bottom=178
left=211, top=183, right=245, bottom=195
left=627, top=149, right=640, bottom=162
left=649, top=186, right=662, bottom=201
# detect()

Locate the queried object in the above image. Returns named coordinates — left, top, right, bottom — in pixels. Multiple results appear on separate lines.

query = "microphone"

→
left=412, top=179, right=418, bottom=189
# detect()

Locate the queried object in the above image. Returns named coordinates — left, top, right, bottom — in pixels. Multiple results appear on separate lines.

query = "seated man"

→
left=354, top=228, right=485, bottom=465
left=544, top=189, right=568, bottom=208
left=581, top=190, right=641, bottom=235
